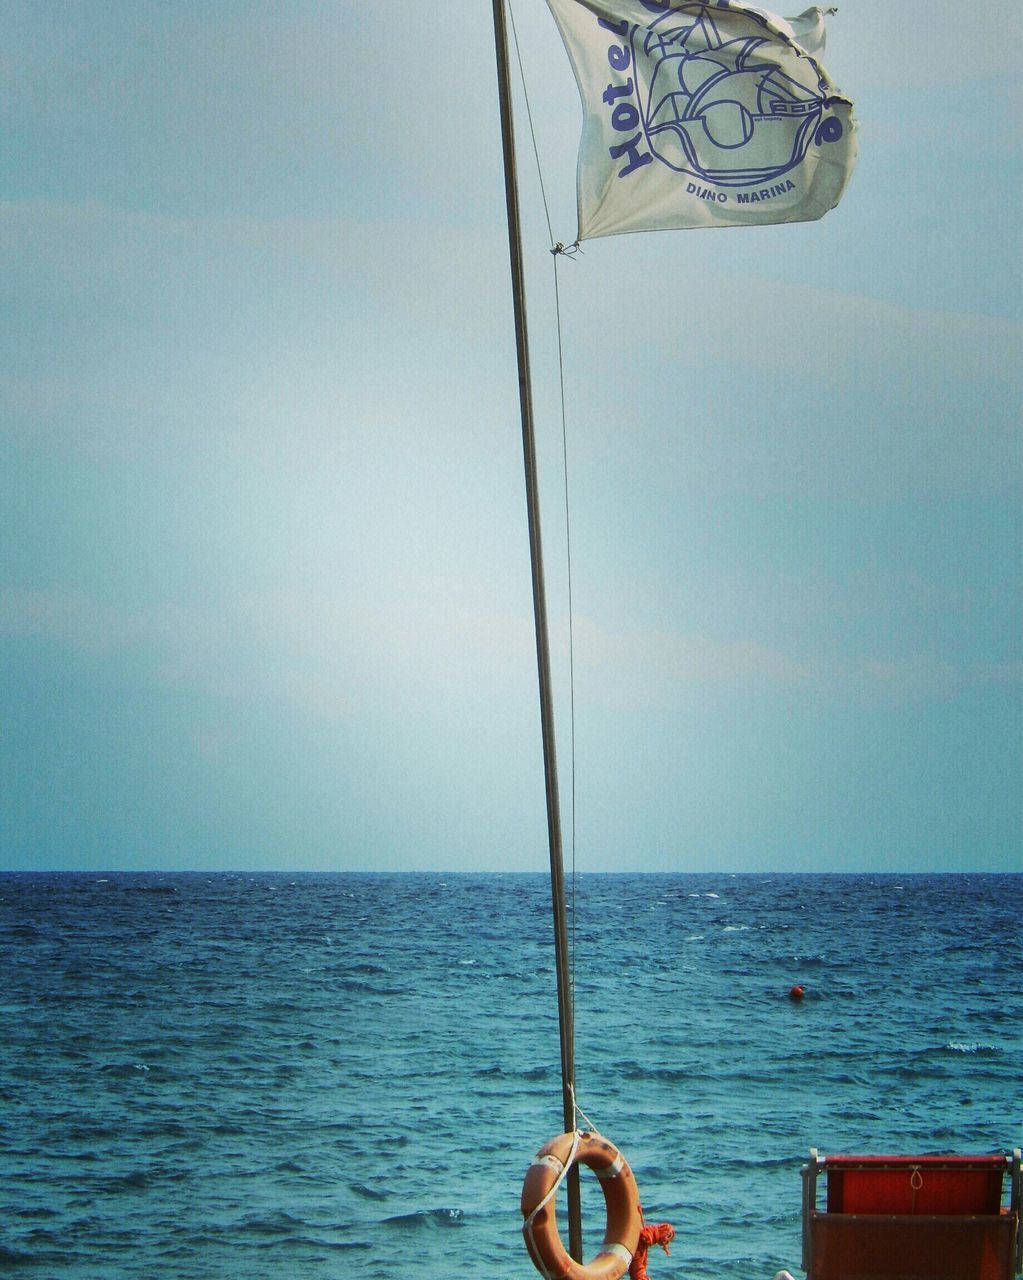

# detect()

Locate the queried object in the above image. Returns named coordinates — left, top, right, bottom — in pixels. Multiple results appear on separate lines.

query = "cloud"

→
left=827, top=0, right=1021, bottom=92
left=619, top=266, right=1020, bottom=392
left=567, top=610, right=1019, bottom=711
left=0, top=586, right=350, bottom=718
left=555, top=260, right=1021, bottom=501
left=0, top=197, right=511, bottom=471
left=1, top=3, right=505, bottom=227
left=0, top=583, right=534, bottom=727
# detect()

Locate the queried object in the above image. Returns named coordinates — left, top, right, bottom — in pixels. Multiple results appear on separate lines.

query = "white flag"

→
left=546, top=0, right=857, bottom=240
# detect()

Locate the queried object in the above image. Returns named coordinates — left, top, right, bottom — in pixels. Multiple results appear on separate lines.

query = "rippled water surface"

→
left=1, top=872, right=1020, bottom=1278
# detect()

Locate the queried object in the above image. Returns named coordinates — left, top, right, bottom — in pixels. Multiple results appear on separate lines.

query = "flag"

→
left=546, top=0, right=857, bottom=240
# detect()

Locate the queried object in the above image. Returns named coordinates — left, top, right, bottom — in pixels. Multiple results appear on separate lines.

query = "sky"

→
left=1, top=0, right=1019, bottom=874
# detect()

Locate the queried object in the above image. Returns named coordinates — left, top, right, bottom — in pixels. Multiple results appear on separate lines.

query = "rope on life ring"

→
left=521, top=1130, right=644, bottom=1280
left=629, top=1222, right=676, bottom=1280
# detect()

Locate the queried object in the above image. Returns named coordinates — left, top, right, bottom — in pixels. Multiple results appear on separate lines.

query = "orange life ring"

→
left=521, top=1130, right=643, bottom=1280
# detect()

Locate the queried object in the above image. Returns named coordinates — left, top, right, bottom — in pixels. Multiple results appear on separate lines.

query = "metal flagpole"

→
left=491, top=0, right=583, bottom=1263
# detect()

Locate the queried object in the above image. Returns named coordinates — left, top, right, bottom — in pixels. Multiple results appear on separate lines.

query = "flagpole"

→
left=491, top=0, right=583, bottom=1263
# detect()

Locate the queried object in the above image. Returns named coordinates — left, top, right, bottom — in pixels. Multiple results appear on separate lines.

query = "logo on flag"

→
left=546, top=1, right=857, bottom=239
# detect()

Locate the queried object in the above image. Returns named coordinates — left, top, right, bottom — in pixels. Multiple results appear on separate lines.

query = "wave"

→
left=338, top=979, right=408, bottom=997
left=99, top=1169, right=161, bottom=1193
left=0, top=1245, right=36, bottom=1268
left=4, top=924, right=42, bottom=940
left=235, top=1211, right=309, bottom=1236
left=520, top=1065, right=551, bottom=1081
left=99, top=1061, right=152, bottom=1077
left=622, top=1063, right=689, bottom=1084
left=350, top=1183, right=390, bottom=1201
left=382, top=1209, right=465, bottom=1229
left=281, top=1239, right=372, bottom=1252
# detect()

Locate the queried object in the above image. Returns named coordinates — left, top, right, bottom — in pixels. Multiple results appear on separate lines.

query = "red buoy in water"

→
left=789, top=985, right=806, bottom=1001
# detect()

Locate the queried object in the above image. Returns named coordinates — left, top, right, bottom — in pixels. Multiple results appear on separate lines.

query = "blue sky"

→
left=1, top=0, right=1019, bottom=873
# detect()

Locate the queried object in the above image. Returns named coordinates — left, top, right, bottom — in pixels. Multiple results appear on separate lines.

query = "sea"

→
left=1, top=871, right=1020, bottom=1280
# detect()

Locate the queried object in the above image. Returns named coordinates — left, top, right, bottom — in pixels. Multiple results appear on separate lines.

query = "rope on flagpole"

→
left=507, top=0, right=556, bottom=246
left=507, top=0, right=582, bottom=1020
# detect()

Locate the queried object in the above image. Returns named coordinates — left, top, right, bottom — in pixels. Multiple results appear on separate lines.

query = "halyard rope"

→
left=508, top=0, right=581, bottom=1031
left=570, top=1082, right=598, bottom=1134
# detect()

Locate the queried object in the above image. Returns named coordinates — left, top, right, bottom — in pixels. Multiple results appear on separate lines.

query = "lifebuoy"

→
left=521, top=1130, right=643, bottom=1280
